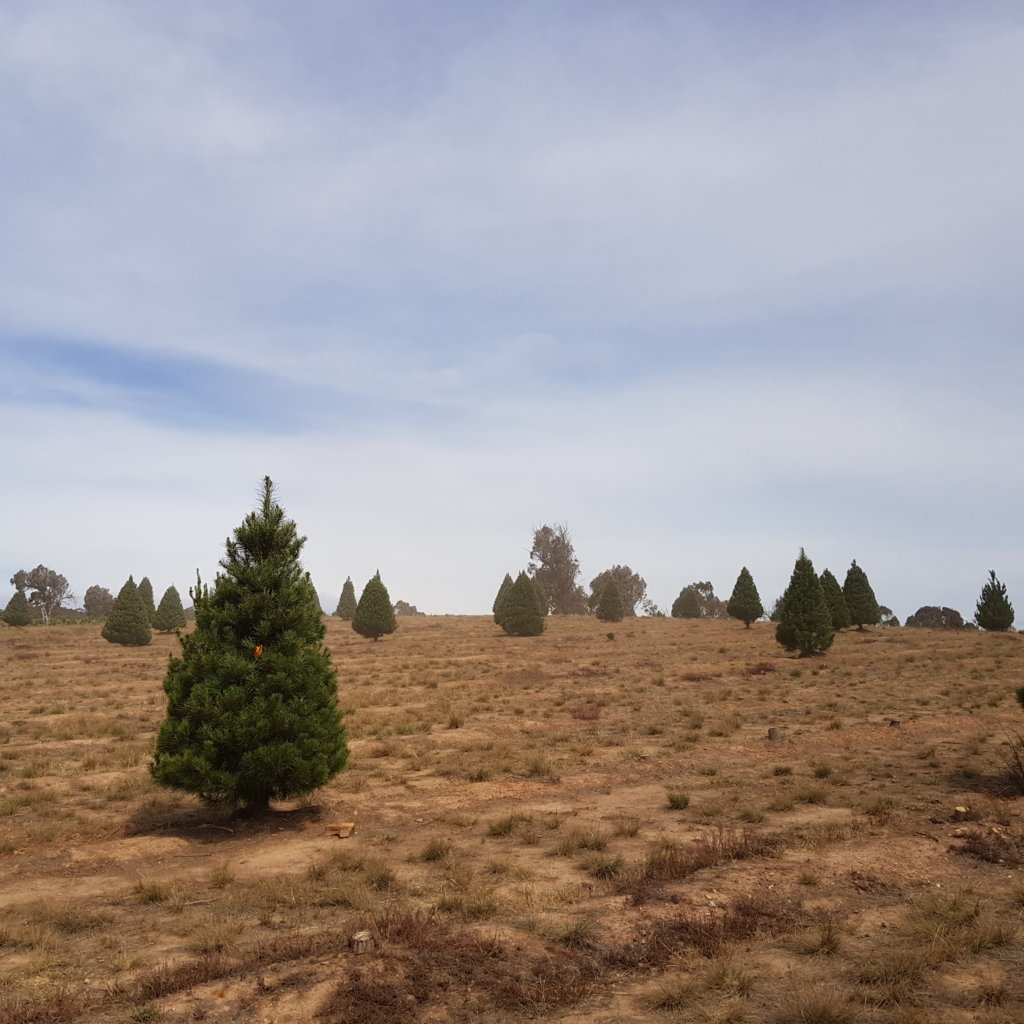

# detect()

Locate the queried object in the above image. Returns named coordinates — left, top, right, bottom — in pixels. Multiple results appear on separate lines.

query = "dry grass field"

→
left=1, top=615, right=1023, bottom=1023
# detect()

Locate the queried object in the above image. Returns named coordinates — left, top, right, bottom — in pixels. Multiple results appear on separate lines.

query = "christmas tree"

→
left=501, top=571, right=546, bottom=636
left=334, top=577, right=358, bottom=620
left=352, top=572, right=397, bottom=641
left=101, top=577, right=152, bottom=646
left=151, top=478, right=347, bottom=810
left=595, top=578, right=625, bottom=622
left=152, top=585, right=187, bottom=632
left=843, top=560, right=881, bottom=630
left=974, top=570, right=1014, bottom=631
left=726, top=567, right=764, bottom=627
left=776, top=550, right=834, bottom=656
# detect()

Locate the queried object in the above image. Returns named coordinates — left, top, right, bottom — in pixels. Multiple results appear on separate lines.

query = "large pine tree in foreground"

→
left=101, top=576, right=152, bottom=646
left=776, top=549, right=834, bottom=657
left=726, top=567, right=763, bottom=627
left=151, top=478, right=347, bottom=811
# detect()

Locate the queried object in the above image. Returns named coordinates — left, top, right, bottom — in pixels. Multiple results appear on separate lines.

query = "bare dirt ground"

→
left=1, top=615, right=1023, bottom=1023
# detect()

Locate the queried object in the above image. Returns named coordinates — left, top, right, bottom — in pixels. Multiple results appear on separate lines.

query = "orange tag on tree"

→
left=254, top=645, right=264, bottom=659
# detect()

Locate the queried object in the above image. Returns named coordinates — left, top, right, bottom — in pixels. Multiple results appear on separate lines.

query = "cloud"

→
left=1, top=2, right=1022, bottom=622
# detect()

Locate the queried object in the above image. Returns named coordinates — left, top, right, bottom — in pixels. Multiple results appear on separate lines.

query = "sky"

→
left=2, top=0, right=1022, bottom=621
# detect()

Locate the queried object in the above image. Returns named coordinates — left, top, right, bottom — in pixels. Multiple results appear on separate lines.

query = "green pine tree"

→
left=975, top=570, right=1015, bottom=632
left=137, top=577, right=156, bottom=626
left=334, top=577, right=358, bottom=620
left=151, top=478, right=347, bottom=811
left=2, top=590, right=32, bottom=626
left=595, top=578, right=625, bottom=622
left=776, top=549, right=834, bottom=657
left=819, top=569, right=852, bottom=631
left=101, top=577, right=152, bottom=646
left=493, top=573, right=514, bottom=627
left=352, top=572, right=397, bottom=641
left=501, top=571, right=546, bottom=636
left=152, top=585, right=187, bottom=632
left=671, top=586, right=702, bottom=618
left=843, top=560, right=881, bottom=630
left=726, top=567, right=764, bottom=627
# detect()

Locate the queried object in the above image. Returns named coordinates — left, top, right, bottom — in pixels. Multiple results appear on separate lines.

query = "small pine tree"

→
left=819, top=569, right=852, bottom=631
left=151, top=478, right=347, bottom=811
left=334, top=577, right=358, bottom=620
left=501, top=571, right=546, bottom=637
left=493, top=573, right=514, bottom=627
left=843, top=560, right=881, bottom=630
left=137, top=577, right=156, bottom=625
left=595, top=578, right=625, bottom=623
left=975, top=570, right=1015, bottom=632
left=152, top=585, right=187, bottom=632
left=726, top=567, right=763, bottom=627
left=101, top=577, right=152, bottom=646
left=352, top=572, right=397, bottom=641
left=671, top=587, right=702, bottom=618
left=2, top=590, right=32, bottom=626
left=776, top=549, right=834, bottom=657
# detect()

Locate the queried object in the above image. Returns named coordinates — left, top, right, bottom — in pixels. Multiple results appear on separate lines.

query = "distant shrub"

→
left=905, top=606, right=964, bottom=629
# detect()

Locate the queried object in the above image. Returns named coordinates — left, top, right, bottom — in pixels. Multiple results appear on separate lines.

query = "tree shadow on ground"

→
left=124, top=799, right=325, bottom=842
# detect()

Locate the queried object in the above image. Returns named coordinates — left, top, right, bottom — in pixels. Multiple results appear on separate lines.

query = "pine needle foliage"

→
left=975, top=570, right=1015, bottom=631
left=819, top=569, right=852, bottom=631
left=595, top=578, right=625, bottom=622
left=137, top=577, right=156, bottom=625
left=726, top=567, right=764, bottom=627
left=152, top=585, right=187, bottom=632
left=775, top=550, right=834, bottom=657
left=493, top=573, right=514, bottom=627
left=334, top=577, right=358, bottom=620
left=101, top=577, right=152, bottom=646
left=843, top=560, right=881, bottom=629
left=2, top=590, right=32, bottom=626
left=501, top=571, right=546, bottom=636
left=151, top=478, right=347, bottom=811
left=352, top=572, right=397, bottom=641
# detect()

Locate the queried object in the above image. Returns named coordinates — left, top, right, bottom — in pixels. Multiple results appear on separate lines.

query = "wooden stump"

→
left=350, top=930, right=374, bottom=954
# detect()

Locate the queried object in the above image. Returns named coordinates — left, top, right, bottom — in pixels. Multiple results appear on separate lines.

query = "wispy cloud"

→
left=1, top=1, right=1021, bottom=619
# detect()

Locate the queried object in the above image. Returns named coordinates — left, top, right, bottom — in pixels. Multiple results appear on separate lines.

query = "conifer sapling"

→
left=726, top=567, right=764, bottom=627
left=101, top=576, right=152, bottom=647
left=334, top=577, right=358, bottom=620
left=151, top=478, right=347, bottom=811
left=352, top=572, right=397, bottom=641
